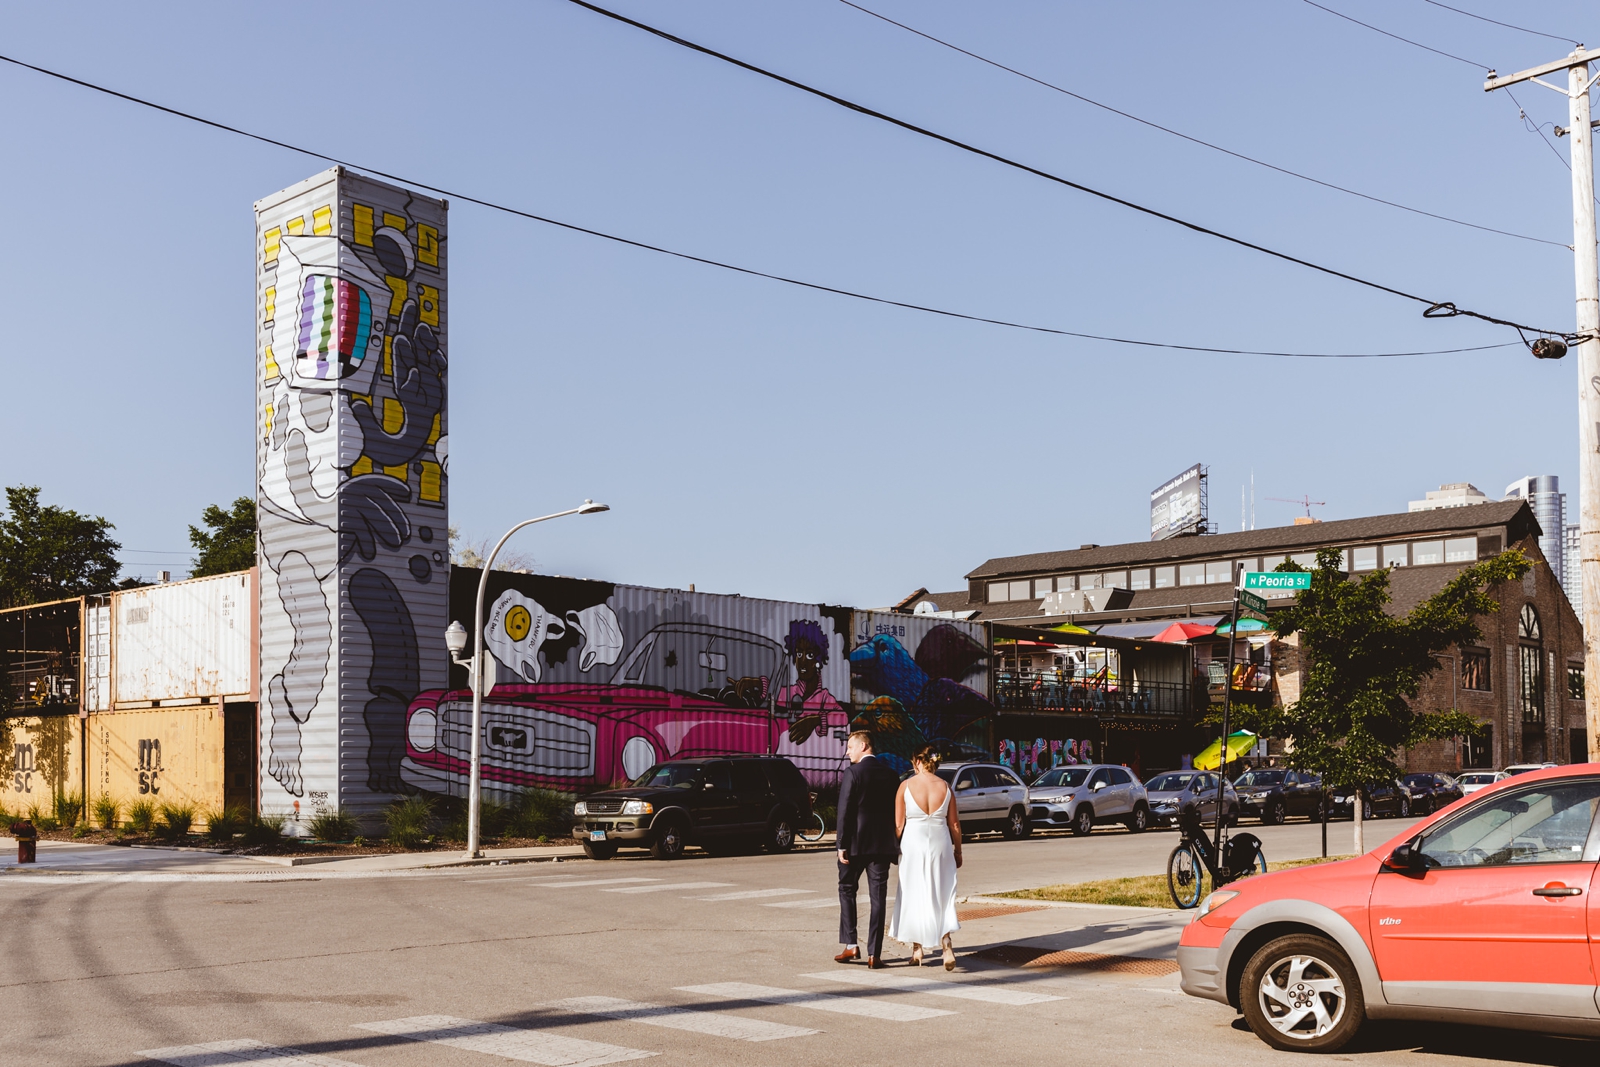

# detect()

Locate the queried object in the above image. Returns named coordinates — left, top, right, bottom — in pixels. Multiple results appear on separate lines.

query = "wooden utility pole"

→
left=1486, top=50, right=1600, bottom=761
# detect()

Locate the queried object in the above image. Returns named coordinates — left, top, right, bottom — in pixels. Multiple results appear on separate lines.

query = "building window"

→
left=1009, top=580, right=1031, bottom=601
left=1383, top=544, right=1408, bottom=568
left=1205, top=560, right=1233, bottom=584
left=1519, top=603, right=1541, bottom=640
left=1130, top=569, right=1151, bottom=590
left=1102, top=571, right=1127, bottom=589
left=1034, top=578, right=1053, bottom=598
left=1461, top=650, right=1491, bottom=691
left=1057, top=574, right=1076, bottom=591
left=1464, top=727, right=1493, bottom=768
left=1445, top=537, right=1475, bottom=563
left=1081, top=572, right=1101, bottom=589
left=1574, top=728, right=1589, bottom=762
left=1413, top=540, right=1444, bottom=565
left=1520, top=644, right=1545, bottom=723
left=1288, top=552, right=1317, bottom=570
left=1154, top=566, right=1176, bottom=588
left=988, top=582, right=1009, bottom=602
left=1569, top=665, right=1584, bottom=700
left=1179, top=563, right=1205, bottom=586
left=1352, top=545, right=1378, bottom=571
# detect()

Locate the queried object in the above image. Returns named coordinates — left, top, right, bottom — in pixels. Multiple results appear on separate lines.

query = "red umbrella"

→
left=1152, top=621, right=1217, bottom=643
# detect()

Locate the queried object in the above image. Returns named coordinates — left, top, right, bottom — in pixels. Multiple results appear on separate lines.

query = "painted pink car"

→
left=1179, top=763, right=1600, bottom=1051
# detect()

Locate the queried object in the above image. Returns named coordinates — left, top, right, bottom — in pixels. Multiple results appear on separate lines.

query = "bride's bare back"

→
left=903, top=770, right=950, bottom=813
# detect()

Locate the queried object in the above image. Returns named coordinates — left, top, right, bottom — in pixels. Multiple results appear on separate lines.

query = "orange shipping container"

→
left=89, top=706, right=228, bottom=821
left=2, top=713, right=80, bottom=815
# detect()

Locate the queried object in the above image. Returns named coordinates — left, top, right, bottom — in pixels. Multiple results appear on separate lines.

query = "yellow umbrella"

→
left=1192, top=730, right=1258, bottom=771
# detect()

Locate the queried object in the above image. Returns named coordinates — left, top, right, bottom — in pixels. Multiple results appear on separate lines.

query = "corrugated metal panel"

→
left=848, top=611, right=991, bottom=702
left=112, top=572, right=253, bottom=703
left=84, top=599, right=111, bottom=712
left=88, top=707, right=225, bottom=822
left=257, top=168, right=449, bottom=824
left=3, top=714, right=79, bottom=810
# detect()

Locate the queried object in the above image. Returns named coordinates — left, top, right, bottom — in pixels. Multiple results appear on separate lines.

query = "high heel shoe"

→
left=911, top=944, right=924, bottom=966
left=941, top=935, right=955, bottom=971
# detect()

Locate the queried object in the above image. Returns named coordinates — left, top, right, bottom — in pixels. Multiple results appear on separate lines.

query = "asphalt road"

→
left=2, top=815, right=1594, bottom=1067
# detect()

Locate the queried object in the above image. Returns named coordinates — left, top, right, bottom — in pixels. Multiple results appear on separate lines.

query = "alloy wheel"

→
left=1256, top=953, right=1347, bottom=1041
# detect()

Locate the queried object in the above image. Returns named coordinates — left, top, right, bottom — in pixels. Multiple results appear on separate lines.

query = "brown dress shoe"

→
left=867, top=955, right=885, bottom=969
left=834, top=947, right=859, bottom=963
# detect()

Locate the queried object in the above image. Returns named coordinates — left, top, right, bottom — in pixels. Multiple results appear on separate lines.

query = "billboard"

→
left=1150, top=464, right=1204, bottom=540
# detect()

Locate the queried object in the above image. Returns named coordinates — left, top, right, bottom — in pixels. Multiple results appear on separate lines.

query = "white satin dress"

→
left=888, top=786, right=960, bottom=946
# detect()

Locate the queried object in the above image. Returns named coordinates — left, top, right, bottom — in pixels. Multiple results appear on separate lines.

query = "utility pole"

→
left=1486, top=49, right=1600, bottom=761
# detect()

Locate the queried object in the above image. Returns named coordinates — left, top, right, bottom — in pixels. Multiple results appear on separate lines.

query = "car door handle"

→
left=1532, top=885, right=1583, bottom=897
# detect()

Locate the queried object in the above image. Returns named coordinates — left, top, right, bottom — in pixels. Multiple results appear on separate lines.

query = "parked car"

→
left=1179, top=764, right=1600, bottom=1052
left=1329, top=779, right=1411, bottom=819
left=1028, top=764, right=1151, bottom=835
left=1232, top=768, right=1325, bottom=824
left=1503, top=762, right=1558, bottom=776
left=936, top=761, right=1032, bottom=838
left=1145, top=770, right=1237, bottom=828
left=1457, top=769, right=1509, bottom=795
left=572, top=755, right=812, bottom=860
left=1400, top=772, right=1464, bottom=815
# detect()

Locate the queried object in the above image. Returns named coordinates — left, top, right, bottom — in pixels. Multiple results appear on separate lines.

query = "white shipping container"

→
left=84, top=599, right=111, bottom=712
left=113, top=571, right=256, bottom=704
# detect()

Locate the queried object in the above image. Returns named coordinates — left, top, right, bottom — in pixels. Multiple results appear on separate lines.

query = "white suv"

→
left=1027, top=763, right=1150, bottom=836
left=936, top=762, right=1032, bottom=839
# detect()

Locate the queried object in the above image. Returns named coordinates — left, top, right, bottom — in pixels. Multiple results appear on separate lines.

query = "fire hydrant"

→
left=10, top=820, right=37, bottom=864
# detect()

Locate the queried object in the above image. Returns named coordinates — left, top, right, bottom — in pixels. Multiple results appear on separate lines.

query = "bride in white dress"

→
left=888, top=745, right=963, bottom=969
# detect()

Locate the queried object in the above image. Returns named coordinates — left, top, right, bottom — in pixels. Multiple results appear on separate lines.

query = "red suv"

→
left=1179, top=764, right=1600, bottom=1052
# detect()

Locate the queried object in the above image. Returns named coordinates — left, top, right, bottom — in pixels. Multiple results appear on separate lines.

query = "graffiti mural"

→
left=256, top=169, right=448, bottom=817
left=401, top=571, right=853, bottom=795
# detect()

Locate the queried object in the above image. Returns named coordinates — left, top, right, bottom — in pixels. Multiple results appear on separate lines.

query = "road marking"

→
left=354, top=1015, right=655, bottom=1066
left=551, top=996, right=818, bottom=1041
left=140, top=1038, right=360, bottom=1066
left=694, top=888, right=813, bottom=901
left=676, top=983, right=954, bottom=1022
left=603, top=882, right=734, bottom=894
left=530, top=878, right=662, bottom=888
left=762, top=898, right=840, bottom=909
left=798, top=970, right=1062, bottom=1005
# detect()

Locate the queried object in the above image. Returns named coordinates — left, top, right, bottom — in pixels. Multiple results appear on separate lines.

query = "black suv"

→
left=1401, top=771, right=1464, bottom=815
left=1232, top=768, right=1325, bottom=824
left=573, top=755, right=812, bottom=861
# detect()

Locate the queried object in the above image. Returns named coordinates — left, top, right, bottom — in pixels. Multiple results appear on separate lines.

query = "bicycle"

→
left=797, top=793, right=827, bottom=844
left=1167, top=806, right=1267, bottom=909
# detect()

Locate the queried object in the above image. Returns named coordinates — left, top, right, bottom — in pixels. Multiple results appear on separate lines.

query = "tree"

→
left=448, top=525, right=536, bottom=573
left=1253, top=546, right=1527, bottom=854
left=189, top=497, right=257, bottom=577
left=0, top=486, right=121, bottom=608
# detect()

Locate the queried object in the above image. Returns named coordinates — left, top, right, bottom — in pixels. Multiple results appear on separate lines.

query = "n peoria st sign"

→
left=1244, top=571, right=1312, bottom=591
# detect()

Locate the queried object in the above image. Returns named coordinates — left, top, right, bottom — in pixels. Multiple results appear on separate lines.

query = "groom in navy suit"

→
left=835, top=730, right=900, bottom=968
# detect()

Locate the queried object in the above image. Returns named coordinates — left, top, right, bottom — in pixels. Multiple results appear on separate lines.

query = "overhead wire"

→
left=565, top=0, right=1573, bottom=341
left=835, top=0, right=1563, bottom=248
left=1299, top=0, right=1488, bottom=67
left=0, top=50, right=1527, bottom=359
left=1415, top=0, right=1580, bottom=47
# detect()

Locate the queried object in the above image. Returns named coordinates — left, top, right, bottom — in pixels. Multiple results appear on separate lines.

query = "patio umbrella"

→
left=1152, top=621, right=1217, bottom=643
left=1193, top=730, right=1258, bottom=771
left=1048, top=621, right=1093, bottom=636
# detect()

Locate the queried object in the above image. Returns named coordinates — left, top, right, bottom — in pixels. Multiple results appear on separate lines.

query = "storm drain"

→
left=955, top=903, right=1048, bottom=921
left=971, top=944, right=1179, bottom=976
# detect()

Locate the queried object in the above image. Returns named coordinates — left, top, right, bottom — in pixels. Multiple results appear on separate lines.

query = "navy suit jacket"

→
left=837, top=754, right=900, bottom=861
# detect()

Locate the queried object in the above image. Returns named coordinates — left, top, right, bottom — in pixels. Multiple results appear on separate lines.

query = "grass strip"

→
left=996, top=853, right=1355, bottom=909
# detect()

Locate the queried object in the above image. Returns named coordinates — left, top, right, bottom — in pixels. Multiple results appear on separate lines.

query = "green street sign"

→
left=1239, top=589, right=1269, bottom=614
left=1239, top=607, right=1269, bottom=624
left=1244, top=571, right=1311, bottom=591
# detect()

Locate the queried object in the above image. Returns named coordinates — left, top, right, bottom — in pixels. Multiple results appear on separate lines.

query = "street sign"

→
left=1239, top=606, right=1269, bottom=624
left=1239, top=589, right=1269, bottom=614
left=1244, top=571, right=1311, bottom=591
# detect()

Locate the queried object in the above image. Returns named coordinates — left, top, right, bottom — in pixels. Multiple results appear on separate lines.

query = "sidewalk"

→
left=0, top=836, right=587, bottom=875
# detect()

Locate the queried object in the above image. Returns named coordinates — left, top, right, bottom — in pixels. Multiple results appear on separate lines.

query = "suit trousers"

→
left=837, top=854, right=892, bottom=956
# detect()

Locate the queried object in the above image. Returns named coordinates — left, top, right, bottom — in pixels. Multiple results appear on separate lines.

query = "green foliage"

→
left=202, top=806, right=252, bottom=842
left=0, top=486, right=121, bottom=608
left=91, top=794, right=121, bottom=830
left=1267, top=547, right=1526, bottom=790
left=306, top=808, right=359, bottom=842
left=53, top=790, right=82, bottom=827
left=188, top=498, right=256, bottom=578
left=439, top=794, right=507, bottom=842
left=158, top=802, right=196, bottom=838
left=239, top=811, right=286, bottom=847
left=126, top=798, right=157, bottom=833
left=385, top=795, right=433, bottom=848
left=71, top=823, right=91, bottom=838
left=507, top=788, right=576, bottom=839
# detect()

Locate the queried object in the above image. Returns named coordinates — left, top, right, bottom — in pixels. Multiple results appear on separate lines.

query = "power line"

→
left=836, top=0, right=1563, bottom=248
left=565, top=0, right=1572, bottom=340
left=1300, top=0, right=1488, bottom=68
left=0, top=51, right=1529, bottom=359
left=1416, top=0, right=1579, bottom=47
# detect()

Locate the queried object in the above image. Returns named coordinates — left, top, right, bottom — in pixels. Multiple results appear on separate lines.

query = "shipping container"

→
left=84, top=597, right=110, bottom=712
left=2, top=713, right=81, bottom=816
left=256, top=168, right=449, bottom=825
left=88, top=705, right=247, bottom=824
left=0, top=598, right=84, bottom=715
left=113, top=572, right=255, bottom=705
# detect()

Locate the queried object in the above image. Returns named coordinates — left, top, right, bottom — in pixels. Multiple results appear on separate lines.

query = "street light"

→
left=445, top=499, right=611, bottom=858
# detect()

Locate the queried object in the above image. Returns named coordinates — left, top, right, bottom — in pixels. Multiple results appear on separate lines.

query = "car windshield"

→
left=1033, top=768, right=1090, bottom=788
left=1460, top=773, right=1495, bottom=784
left=1147, top=772, right=1197, bottom=792
left=1403, top=774, right=1433, bottom=788
left=632, top=764, right=703, bottom=789
left=1235, top=771, right=1284, bottom=787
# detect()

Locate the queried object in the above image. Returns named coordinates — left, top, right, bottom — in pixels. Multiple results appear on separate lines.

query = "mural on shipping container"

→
left=998, top=736, right=1092, bottom=778
left=256, top=169, right=448, bottom=816
left=401, top=571, right=852, bottom=795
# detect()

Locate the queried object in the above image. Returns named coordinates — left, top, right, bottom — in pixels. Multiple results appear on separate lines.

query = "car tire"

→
left=1124, top=803, right=1150, bottom=833
left=1362, top=800, right=1374, bottom=821
left=1070, top=805, right=1094, bottom=837
left=1240, top=933, right=1366, bottom=1053
left=766, top=813, right=797, bottom=853
left=581, top=839, right=617, bottom=861
left=650, top=816, right=688, bottom=860
left=1398, top=797, right=1411, bottom=818
left=1001, top=806, right=1031, bottom=839
left=1263, top=801, right=1287, bottom=826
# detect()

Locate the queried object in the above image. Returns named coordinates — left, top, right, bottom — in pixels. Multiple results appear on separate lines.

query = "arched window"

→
left=1519, top=603, right=1541, bottom=641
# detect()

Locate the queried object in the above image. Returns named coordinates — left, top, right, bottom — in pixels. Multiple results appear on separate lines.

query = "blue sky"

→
left=0, top=1, right=1593, bottom=605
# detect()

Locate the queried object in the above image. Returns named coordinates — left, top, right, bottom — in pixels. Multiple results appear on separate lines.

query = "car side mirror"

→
left=1385, top=843, right=1427, bottom=877
left=703, top=781, right=716, bottom=791
left=1091, top=781, right=1105, bottom=792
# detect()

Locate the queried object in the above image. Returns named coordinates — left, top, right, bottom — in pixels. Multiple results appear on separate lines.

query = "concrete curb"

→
left=960, top=893, right=1178, bottom=915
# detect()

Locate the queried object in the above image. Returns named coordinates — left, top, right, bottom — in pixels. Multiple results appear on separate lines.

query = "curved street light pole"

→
left=460, top=500, right=609, bottom=858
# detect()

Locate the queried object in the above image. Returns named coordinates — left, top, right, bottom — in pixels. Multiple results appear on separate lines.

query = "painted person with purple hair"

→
left=773, top=620, right=849, bottom=782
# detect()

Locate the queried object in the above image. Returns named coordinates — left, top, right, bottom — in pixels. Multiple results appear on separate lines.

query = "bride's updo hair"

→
left=912, top=744, right=941, bottom=770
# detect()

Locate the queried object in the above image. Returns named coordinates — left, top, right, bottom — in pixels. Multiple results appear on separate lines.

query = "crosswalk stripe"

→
left=676, top=983, right=955, bottom=1022
left=693, top=888, right=813, bottom=901
left=139, top=1038, right=359, bottom=1066
left=551, top=996, right=819, bottom=1041
left=530, top=878, right=661, bottom=888
left=603, top=882, right=734, bottom=894
left=798, top=970, right=1063, bottom=1005
left=355, top=1014, right=655, bottom=1066
left=762, top=898, right=840, bottom=909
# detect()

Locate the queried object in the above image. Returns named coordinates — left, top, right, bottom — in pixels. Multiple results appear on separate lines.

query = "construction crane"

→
left=1267, top=494, right=1325, bottom=518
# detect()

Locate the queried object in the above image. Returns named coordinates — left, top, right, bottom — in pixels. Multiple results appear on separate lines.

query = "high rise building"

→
left=1409, top=483, right=1489, bottom=511
left=1566, top=524, right=1582, bottom=615
left=1503, top=476, right=1566, bottom=592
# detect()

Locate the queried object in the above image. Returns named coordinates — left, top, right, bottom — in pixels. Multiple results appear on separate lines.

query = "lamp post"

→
left=446, top=499, right=610, bottom=859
